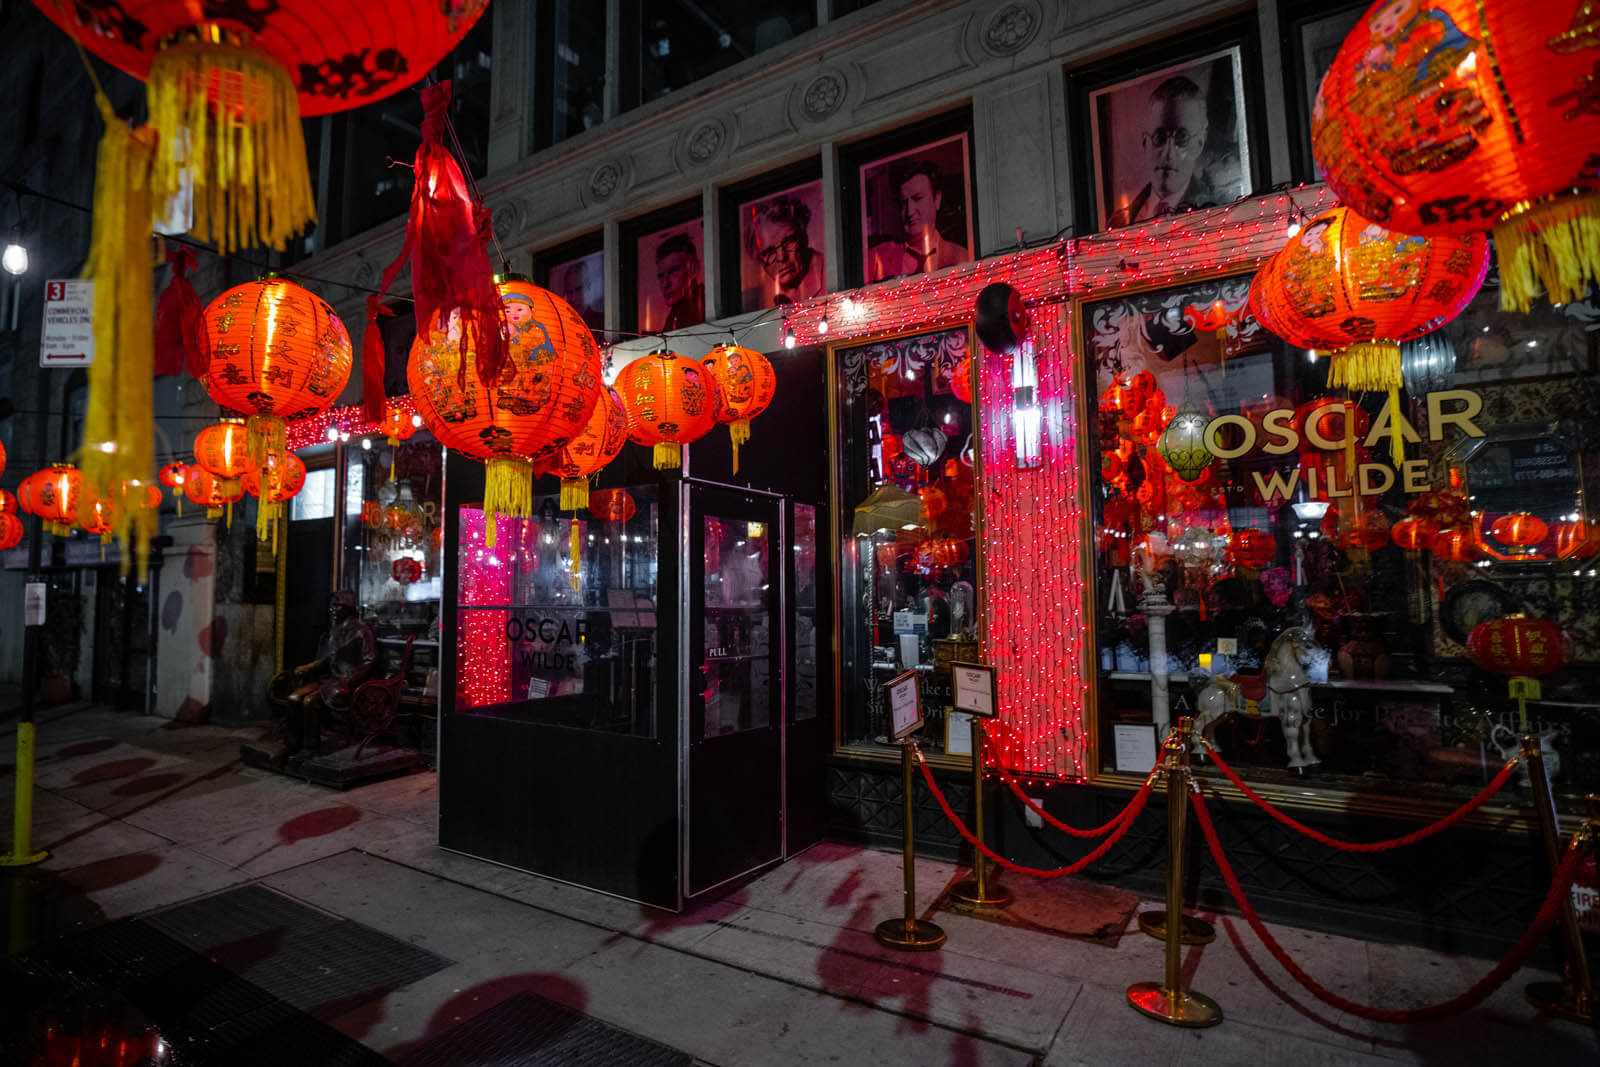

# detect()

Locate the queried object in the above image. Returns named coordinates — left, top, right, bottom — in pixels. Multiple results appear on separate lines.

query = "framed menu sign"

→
left=951, top=662, right=997, bottom=718
left=885, top=669, right=924, bottom=740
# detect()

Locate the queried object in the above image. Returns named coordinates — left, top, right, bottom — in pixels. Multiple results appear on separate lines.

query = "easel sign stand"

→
left=1127, top=717, right=1223, bottom=1027
left=949, top=662, right=1010, bottom=908
left=875, top=669, right=947, bottom=951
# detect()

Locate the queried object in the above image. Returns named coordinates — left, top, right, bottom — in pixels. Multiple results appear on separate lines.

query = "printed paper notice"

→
left=946, top=711, right=974, bottom=756
left=24, top=582, right=46, bottom=626
left=1113, top=723, right=1158, bottom=774
left=885, top=669, right=922, bottom=740
left=951, top=663, right=996, bottom=717
left=1575, top=882, right=1600, bottom=935
left=40, top=280, right=94, bottom=367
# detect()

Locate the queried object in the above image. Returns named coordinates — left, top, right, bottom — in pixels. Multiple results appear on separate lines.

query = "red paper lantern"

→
left=429, top=525, right=444, bottom=553
left=615, top=350, right=718, bottom=470
left=1488, top=512, right=1548, bottom=547
left=1431, top=526, right=1479, bottom=563
left=0, top=512, right=21, bottom=551
left=949, top=357, right=973, bottom=405
left=1250, top=206, right=1488, bottom=399
left=32, top=464, right=84, bottom=535
left=1311, top=1, right=1600, bottom=311
left=589, top=489, right=637, bottom=524
left=546, top=386, right=628, bottom=512
left=78, top=490, right=120, bottom=541
left=123, top=481, right=165, bottom=512
left=33, top=1, right=489, bottom=253
left=1321, top=504, right=1390, bottom=551
left=381, top=407, right=420, bottom=445
left=0, top=488, right=15, bottom=515
left=184, top=466, right=244, bottom=519
left=203, top=278, right=352, bottom=476
left=1554, top=519, right=1600, bottom=560
left=1390, top=516, right=1439, bottom=552
left=409, top=279, right=602, bottom=544
left=1467, top=616, right=1568, bottom=677
left=242, top=452, right=307, bottom=538
left=158, top=461, right=189, bottom=494
left=193, top=418, right=253, bottom=496
left=1226, top=528, right=1276, bottom=569
left=703, top=344, right=777, bottom=474
left=392, top=557, right=424, bottom=584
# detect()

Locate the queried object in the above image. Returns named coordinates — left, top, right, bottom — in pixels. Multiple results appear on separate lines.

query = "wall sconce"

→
left=1010, top=339, right=1042, bottom=470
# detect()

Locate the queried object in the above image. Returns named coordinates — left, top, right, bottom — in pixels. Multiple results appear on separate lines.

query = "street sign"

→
left=40, top=279, right=94, bottom=367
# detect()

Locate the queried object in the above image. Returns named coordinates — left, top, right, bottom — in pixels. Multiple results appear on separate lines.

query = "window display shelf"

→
left=1105, top=671, right=1454, bottom=695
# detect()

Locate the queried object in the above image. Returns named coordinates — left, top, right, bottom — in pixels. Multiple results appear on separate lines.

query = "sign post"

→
left=875, top=670, right=946, bottom=951
left=39, top=280, right=95, bottom=367
left=949, top=663, right=1009, bottom=908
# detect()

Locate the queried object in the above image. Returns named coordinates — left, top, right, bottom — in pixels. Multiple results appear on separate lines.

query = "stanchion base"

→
left=874, top=917, right=947, bottom=951
left=949, top=878, right=1012, bottom=907
left=1125, top=982, right=1223, bottom=1028
left=0, top=850, right=48, bottom=867
left=1138, top=910, right=1215, bottom=945
left=1525, top=980, right=1594, bottom=1024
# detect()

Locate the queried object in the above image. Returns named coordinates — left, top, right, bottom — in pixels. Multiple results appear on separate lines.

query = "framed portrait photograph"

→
left=737, top=179, right=826, bottom=312
left=1282, top=1, right=1366, bottom=180
left=636, top=218, right=705, bottom=334
left=548, top=249, right=605, bottom=334
left=1087, top=45, right=1251, bottom=230
left=859, top=133, right=973, bottom=285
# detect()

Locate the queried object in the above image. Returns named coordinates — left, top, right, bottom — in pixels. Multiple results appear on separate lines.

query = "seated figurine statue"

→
left=282, top=591, right=376, bottom=755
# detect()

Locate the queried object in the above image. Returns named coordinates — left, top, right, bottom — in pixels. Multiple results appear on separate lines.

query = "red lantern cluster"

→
left=1321, top=504, right=1390, bottom=551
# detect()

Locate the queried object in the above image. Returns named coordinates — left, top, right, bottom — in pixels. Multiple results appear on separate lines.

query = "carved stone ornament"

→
left=686, top=121, right=726, bottom=164
left=801, top=72, right=846, bottom=121
left=589, top=161, right=622, bottom=201
left=981, top=2, right=1041, bottom=56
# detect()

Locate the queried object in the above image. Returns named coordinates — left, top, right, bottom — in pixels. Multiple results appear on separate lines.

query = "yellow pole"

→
left=1, top=722, right=49, bottom=866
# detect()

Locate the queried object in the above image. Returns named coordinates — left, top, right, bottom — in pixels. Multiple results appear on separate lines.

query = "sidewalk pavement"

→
left=3, top=705, right=1596, bottom=1066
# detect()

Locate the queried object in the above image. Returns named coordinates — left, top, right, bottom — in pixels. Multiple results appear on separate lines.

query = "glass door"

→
left=688, top=485, right=783, bottom=895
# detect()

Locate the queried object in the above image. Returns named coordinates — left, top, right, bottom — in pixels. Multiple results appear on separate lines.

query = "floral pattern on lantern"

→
left=615, top=350, right=717, bottom=470
left=546, top=386, right=627, bottom=512
left=203, top=278, right=352, bottom=479
left=703, top=344, right=777, bottom=474
left=408, top=279, right=602, bottom=546
left=1311, top=1, right=1600, bottom=310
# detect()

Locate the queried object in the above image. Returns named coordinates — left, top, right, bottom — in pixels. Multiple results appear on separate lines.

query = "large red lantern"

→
left=1311, top=1, right=1600, bottom=311
left=1488, top=512, right=1548, bottom=548
left=1226, top=528, right=1276, bottom=569
left=185, top=467, right=245, bottom=520
left=1390, top=516, right=1439, bottom=552
left=33, top=465, right=84, bottom=535
left=0, top=488, right=15, bottom=515
left=242, top=452, right=308, bottom=540
left=392, top=557, right=424, bottom=585
left=949, top=357, right=973, bottom=405
left=615, top=350, right=718, bottom=470
left=589, top=489, right=637, bottom=524
left=702, top=344, right=777, bottom=474
left=1431, top=526, right=1479, bottom=563
left=408, top=279, right=602, bottom=545
left=1250, top=206, right=1488, bottom=412
left=546, top=386, right=628, bottom=512
left=32, top=2, right=488, bottom=254
left=0, top=513, right=22, bottom=551
left=1322, top=504, right=1390, bottom=551
left=203, top=278, right=352, bottom=478
left=1554, top=519, right=1600, bottom=561
left=193, top=418, right=254, bottom=497
left=1467, top=616, right=1568, bottom=677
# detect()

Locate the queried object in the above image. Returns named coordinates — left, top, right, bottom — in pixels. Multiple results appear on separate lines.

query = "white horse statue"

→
left=1192, top=672, right=1240, bottom=757
left=1266, top=626, right=1320, bottom=772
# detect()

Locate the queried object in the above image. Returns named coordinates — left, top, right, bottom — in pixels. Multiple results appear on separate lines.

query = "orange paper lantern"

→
left=589, top=489, right=637, bottom=524
left=78, top=489, right=121, bottom=542
left=1322, top=504, right=1390, bottom=551
left=1431, top=526, right=1479, bottom=563
left=184, top=466, right=245, bottom=520
left=1488, top=512, right=1548, bottom=547
left=546, top=386, right=628, bottom=512
left=241, top=452, right=307, bottom=539
left=193, top=418, right=254, bottom=497
left=0, top=512, right=21, bottom=552
left=0, top=488, right=15, bottom=515
left=1390, top=516, right=1439, bottom=552
left=408, top=279, right=602, bottom=545
left=949, top=357, right=973, bottom=405
left=1554, top=519, right=1600, bottom=560
left=703, top=344, right=777, bottom=474
left=1467, top=616, right=1568, bottom=677
left=32, top=464, right=84, bottom=535
left=203, top=278, right=351, bottom=481
left=1249, top=206, right=1488, bottom=401
left=381, top=407, right=420, bottom=445
left=615, top=350, right=718, bottom=470
left=122, top=481, right=165, bottom=512
left=1311, top=1, right=1600, bottom=311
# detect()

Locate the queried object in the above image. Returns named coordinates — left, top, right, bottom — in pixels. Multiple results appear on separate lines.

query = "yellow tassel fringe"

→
left=246, top=414, right=288, bottom=476
left=256, top=498, right=283, bottom=545
left=653, top=442, right=682, bottom=470
left=560, top=478, right=589, bottom=512
left=569, top=520, right=582, bottom=591
left=729, top=419, right=750, bottom=476
left=79, top=96, right=157, bottom=582
left=1494, top=191, right=1600, bottom=313
left=148, top=41, right=315, bottom=253
left=484, top=458, right=533, bottom=549
left=1327, top=341, right=1402, bottom=392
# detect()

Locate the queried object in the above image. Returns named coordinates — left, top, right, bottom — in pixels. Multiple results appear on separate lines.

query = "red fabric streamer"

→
left=1202, top=745, right=1520, bottom=854
left=1192, top=791, right=1586, bottom=1024
left=918, top=752, right=1153, bottom=879
left=361, top=296, right=396, bottom=424
left=153, top=246, right=207, bottom=378
left=364, top=79, right=505, bottom=420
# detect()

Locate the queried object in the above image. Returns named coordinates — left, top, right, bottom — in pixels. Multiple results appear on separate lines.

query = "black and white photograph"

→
left=1089, top=46, right=1250, bottom=230
left=1287, top=3, right=1365, bottom=179
left=738, top=180, right=827, bottom=312
left=859, top=133, right=973, bottom=285
left=548, top=249, right=605, bottom=333
left=636, top=219, right=706, bottom=333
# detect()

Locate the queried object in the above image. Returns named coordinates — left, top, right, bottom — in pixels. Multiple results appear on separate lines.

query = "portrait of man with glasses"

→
left=1091, top=49, right=1249, bottom=231
left=740, top=184, right=827, bottom=311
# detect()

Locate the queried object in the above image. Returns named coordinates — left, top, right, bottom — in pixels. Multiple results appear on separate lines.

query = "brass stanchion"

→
left=1523, top=731, right=1594, bottom=1024
left=875, top=741, right=947, bottom=950
left=951, top=719, right=1011, bottom=907
left=1138, top=718, right=1213, bottom=946
left=1128, top=717, right=1222, bottom=1027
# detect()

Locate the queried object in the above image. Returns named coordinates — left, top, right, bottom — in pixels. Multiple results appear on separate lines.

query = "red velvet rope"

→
left=994, top=761, right=1142, bottom=839
left=1202, top=744, right=1520, bottom=853
left=917, top=753, right=1153, bottom=879
left=1192, top=790, right=1587, bottom=1023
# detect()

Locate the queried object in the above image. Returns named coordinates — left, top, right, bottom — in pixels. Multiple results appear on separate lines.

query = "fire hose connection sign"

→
left=40, top=280, right=95, bottom=367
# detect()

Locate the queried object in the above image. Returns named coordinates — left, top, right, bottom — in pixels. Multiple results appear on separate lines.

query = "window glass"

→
left=455, top=486, right=660, bottom=737
left=641, top=1, right=815, bottom=101
left=793, top=503, right=819, bottom=722
left=1086, top=275, right=1600, bottom=812
left=291, top=466, right=337, bottom=521
left=542, top=0, right=609, bottom=149
left=835, top=328, right=980, bottom=754
left=702, top=515, right=772, bottom=737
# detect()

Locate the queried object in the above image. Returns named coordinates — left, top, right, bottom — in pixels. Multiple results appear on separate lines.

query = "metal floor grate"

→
left=396, top=991, right=695, bottom=1067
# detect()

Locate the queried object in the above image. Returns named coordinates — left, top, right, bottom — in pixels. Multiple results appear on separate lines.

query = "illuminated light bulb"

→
left=411, top=413, right=423, bottom=427
left=1285, top=219, right=1302, bottom=238
left=818, top=315, right=829, bottom=335
left=326, top=426, right=339, bottom=442
left=784, top=324, right=796, bottom=349
left=2, top=227, right=25, bottom=276
left=98, top=441, right=116, bottom=453
left=361, top=437, right=372, bottom=450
